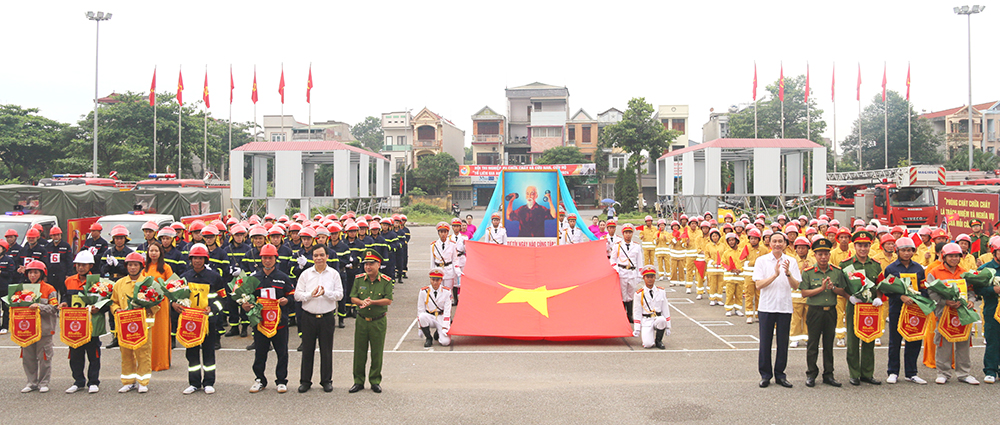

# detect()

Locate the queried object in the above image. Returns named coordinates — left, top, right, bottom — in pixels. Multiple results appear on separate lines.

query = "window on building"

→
left=672, top=119, right=685, bottom=133
left=567, top=126, right=576, bottom=141
left=478, top=122, right=499, bottom=135
left=397, top=136, right=405, bottom=145
left=454, top=191, right=472, bottom=201
left=582, top=125, right=592, bottom=143
left=610, top=154, right=626, bottom=170
left=417, top=126, right=435, bottom=140
left=385, top=136, right=392, bottom=146
left=531, top=127, right=562, bottom=138
left=533, top=102, right=542, bottom=111
left=395, top=158, right=406, bottom=172
left=271, top=132, right=286, bottom=142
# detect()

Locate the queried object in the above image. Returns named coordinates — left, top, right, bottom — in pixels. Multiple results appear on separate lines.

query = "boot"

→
left=106, top=338, right=119, bottom=349
left=654, top=329, right=666, bottom=349
left=421, top=327, right=434, bottom=347
left=246, top=341, right=256, bottom=351
left=171, top=336, right=177, bottom=349
left=452, top=288, right=459, bottom=306
left=224, top=326, right=240, bottom=337
left=338, top=316, right=345, bottom=329
left=240, top=324, right=248, bottom=337
left=214, top=339, right=222, bottom=350
left=433, top=330, right=439, bottom=340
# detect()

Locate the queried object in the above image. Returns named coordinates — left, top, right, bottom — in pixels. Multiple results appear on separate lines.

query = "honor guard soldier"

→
left=604, top=220, right=620, bottom=259
left=611, top=223, right=644, bottom=324
left=418, top=268, right=452, bottom=347
left=484, top=212, right=507, bottom=245
left=559, top=214, right=586, bottom=245
left=449, top=218, right=468, bottom=305
left=632, top=265, right=671, bottom=349
left=431, top=221, right=459, bottom=290
left=799, top=237, right=845, bottom=387
left=349, top=250, right=394, bottom=394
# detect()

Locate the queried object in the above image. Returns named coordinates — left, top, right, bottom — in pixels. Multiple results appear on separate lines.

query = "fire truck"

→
left=825, top=165, right=946, bottom=230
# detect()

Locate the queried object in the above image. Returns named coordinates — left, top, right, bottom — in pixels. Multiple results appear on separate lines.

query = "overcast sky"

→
left=2, top=0, right=995, bottom=149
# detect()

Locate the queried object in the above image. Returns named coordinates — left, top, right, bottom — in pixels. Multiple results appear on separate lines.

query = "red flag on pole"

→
left=149, top=67, right=156, bottom=106
left=278, top=68, right=285, bottom=104
left=905, top=63, right=911, bottom=101
left=251, top=68, right=258, bottom=104
left=881, top=64, right=887, bottom=102
left=752, top=62, right=757, bottom=100
left=831, top=63, right=836, bottom=102
left=856, top=64, right=862, bottom=101
left=778, top=65, right=785, bottom=102
left=739, top=245, right=749, bottom=261
left=972, top=238, right=982, bottom=254
left=229, top=65, right=234, bottom=104
left=202, top=69, right=210, bottom=109
left=177, top=70, right=184, bottom=106
left=307, top=65, right=313, bottom=104
left=804, top=63, right=810, bottom=103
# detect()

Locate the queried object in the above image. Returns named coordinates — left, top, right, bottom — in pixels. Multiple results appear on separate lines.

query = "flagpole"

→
left=178, top=66, right=183, bottom=179
left=883, top=62, right=888, bottom=169
left=280, top=63, right=284, bottom=141
left=780, top=62, right=784, bottom=139
left=153, top=65, right=157, bottom=174
left=753, top=61, right=758, bottom=139
left=857, top=63, right=862, bottom=170
left=204, top=65, right=208, bottom=179
left=228, top=64, right=232, bottom=181
left=907, top=62, right=911, bottom=165
left=833, top=62, right=837, bottom=172
left=308, top=62, right=312, bottom=140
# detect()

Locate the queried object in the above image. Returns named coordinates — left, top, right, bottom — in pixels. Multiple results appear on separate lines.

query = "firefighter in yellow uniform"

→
left=669, top=221, right=687, bottom=287
left=740, top=228, right=766, bottom=324
left=830, top=227, right=854, bottom=346
left=703, top=229, right=725, bottom=306
left=639, top=216, right=657, bottom=273
left=685, top=219, right=702, bottom=295
left=914, top=228, right=934, bottom=268
left=955, top=234, right=978, bottom=271
left=790, top=236, right=816, bottom=347
left=721, top=232, right=744, bottom=317
left=653, top=219, right=671, bottom=281
left=693, top=220, right=710, bottom=298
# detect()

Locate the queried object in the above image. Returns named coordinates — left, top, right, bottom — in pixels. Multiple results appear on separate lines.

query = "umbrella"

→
left=601, top=198, right=615, bottom=205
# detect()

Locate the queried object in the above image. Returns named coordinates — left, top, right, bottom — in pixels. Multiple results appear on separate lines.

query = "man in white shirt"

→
left=294, top=245, right=344, bottom=393
left=611, top=223, right=644, bottom=324
left=604, top=220, right=620, bottom=259
left=752, top=232, right=801, bottom=389
left=632, top=265, right=671, bottom=349
left=418, top=268, right=452, bottom=347
left=484, top=212, right=507, bottom=245
left=559, top=214, right=587, bottom=245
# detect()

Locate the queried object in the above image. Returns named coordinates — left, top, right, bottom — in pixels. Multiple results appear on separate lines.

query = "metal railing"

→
left=414, top=139, right=440, bottom=148
left=474, top=134, right=502, bottom=143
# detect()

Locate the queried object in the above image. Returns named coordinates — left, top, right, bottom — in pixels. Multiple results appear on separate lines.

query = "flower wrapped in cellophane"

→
left=128, top=276, right=166, bottom=309
left=228, top=270, right=262, bottom=325
left=925, top=276, right=980, bottom=326
left=80, top=274, right=114, bottom=308
left=160, top=274, right=191, bottom=302
left=3, top=284, right=41, bottom=307
left=845, top=271, right=877, bottom=303
left=877, top=275, right=936, bottom=315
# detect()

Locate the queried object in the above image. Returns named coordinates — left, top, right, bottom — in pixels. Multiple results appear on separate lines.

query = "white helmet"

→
left=73, top=250, right=95, bottom=264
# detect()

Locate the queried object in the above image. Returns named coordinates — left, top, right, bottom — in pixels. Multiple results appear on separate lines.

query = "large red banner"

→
left=938, top=191, right=999, bottom=237
left=448, top=240, right=632, bottom=341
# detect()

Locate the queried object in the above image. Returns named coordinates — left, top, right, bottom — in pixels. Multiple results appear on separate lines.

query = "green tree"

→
left=728, top=75, right=827, bottom=142
left=0, top=105, right=74, bottom=183
left=537, top=146, right=590, bottom=188
left=839, top=91, right=944, bottom=170
left=412, top=152, right=459, bottom=195
left=351, top=116, right=383, bottom=152
left=946, top=147, right=999, bottom=171
left=58, top=91, right=255, bottom=181
left=614, top=164, right=639, bottom=214
left=601, top=98, right=678, bottom=208
left=464, top=146, right=472, bottom=163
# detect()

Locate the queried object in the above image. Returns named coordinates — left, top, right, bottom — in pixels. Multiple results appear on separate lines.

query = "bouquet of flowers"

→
left=877, top=275, right=936, bottom=315
left=3, top=284, right=41, bottom=307
left=79, top=274, right=114, bottom=308
left=128, top=276, right=166, bottom=309
left=925, top=276, right=980, bottom=326
left=228, top=270, right=262, bottom=325
left=845, top=272, right=877, bottom=303
left=160, top=274, right=190, bottom=302
left=961, top=268, right=998, bottom=290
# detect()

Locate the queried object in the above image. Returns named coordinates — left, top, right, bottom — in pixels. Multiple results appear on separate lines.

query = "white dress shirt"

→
left=752, top=251, right=801, bottom=314
left=294, top=265, right=344, bottom=314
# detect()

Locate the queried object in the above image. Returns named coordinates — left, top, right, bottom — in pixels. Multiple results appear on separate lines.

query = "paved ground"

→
left=2, top=220, right=999, bottom=424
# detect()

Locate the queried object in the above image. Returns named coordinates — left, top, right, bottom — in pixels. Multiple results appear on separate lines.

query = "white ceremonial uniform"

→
left=605, top=235, right=621, bottom=258
left=430, top=239, right=458, bottom=288
left=632, top=285, right=671, bottom=348
left=484, top=225, right=507, bottom=245
left=417, top=285, right=452, bottom=346
left=450, top=234, right=468, bottom=288
left=559, top=225, right=587, bottom=245
left=611, top=240, right=644, bottom=302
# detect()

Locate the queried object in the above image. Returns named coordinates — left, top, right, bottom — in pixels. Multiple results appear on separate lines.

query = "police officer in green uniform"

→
left=348, top=249, right=393, bottom=394
left=800, top=237, right=846, bottom=387
left=969, top=219, right=989, bottom=258
left=834, top=230, right=883, bottom=386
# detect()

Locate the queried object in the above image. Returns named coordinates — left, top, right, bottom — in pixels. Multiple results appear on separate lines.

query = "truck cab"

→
left=95, top=213, right=175, bottom=249
left=0, top=214, right=59, bottom=245
left=871, top=184, right=938, bottom=229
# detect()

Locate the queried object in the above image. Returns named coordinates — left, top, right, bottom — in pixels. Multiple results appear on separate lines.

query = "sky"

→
left=2, top=0, right=996, bottom=150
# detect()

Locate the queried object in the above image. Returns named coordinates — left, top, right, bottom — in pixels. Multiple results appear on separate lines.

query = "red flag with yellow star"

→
left=449, top=240, right=631, bottom=340
left=202, top=69, right=210, bottom=108
left=177, top=69, right=184, bottom=105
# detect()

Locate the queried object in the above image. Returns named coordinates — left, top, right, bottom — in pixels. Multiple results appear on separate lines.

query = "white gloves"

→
left=230, top=266, right=241, bottom=276
left=872, top=298, right=883, bottom=307
left=454, top=266, right=464, bottom=277
left=849, top=296, right=861, bottom=305
left=88, top=246, right=98, bottom=255
left=633, top=327, right=641, bottom=338
left=204, top=263, right=212, bottom=271
left=297, top=255, right=308, bottom=268
left=106, top=255, right=118, bottom=266
left=664, top=328, right=671, bottom=337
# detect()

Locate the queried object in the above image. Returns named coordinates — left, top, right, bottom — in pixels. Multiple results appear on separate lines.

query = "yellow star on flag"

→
left=496, top=282, right=578, bottom=317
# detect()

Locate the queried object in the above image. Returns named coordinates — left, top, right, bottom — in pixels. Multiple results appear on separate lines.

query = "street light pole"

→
left=86, top=11, right=112, bottom=175
left=955, top=5, right=984, bottom=170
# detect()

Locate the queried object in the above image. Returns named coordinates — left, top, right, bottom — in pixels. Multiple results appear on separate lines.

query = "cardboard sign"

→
left=189, top=282, right=209, bottom=310
left=59, top=307, right=92, bottom=348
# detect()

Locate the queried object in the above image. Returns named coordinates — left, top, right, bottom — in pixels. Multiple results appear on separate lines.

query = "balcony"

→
left=566, top=139, right=576, bottom=146
left=508, top=154, right=531, bottom=165
left=382, top=145, right=412, bottom=152
left=413, top=139, right=440, bottom=148
left=506, top=135, right=530, bottom=147
left=473, top=134, right=503, bottom=143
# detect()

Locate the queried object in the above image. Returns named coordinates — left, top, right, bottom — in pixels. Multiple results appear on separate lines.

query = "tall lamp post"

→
left=955, top=5, right=984, bottom=171
left=86, top=10, right=112, bottom=174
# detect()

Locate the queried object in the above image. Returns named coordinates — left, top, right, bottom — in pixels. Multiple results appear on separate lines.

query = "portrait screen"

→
left=503, top=171, right=560, bottom=244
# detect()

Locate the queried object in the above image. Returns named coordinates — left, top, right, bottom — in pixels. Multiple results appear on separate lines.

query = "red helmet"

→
left=25, top=260, right=47, bottom=275
left=25, top=228, right=41, bottom=238
left=230, top=224, right=247, bottom=235
left=89, top=223, right=103, bottom=231
left=141, top=221, right=159, bottom=232
left=4, top=229, right=17, bottom=237
left=201, top=225, right=219, bottom=236
left=288, top=223, right=303, bottom=232
left=260, top=244, right=279, bottom=257
left=249, top=225, right=268, bottom=237
left=189, top=221, right=206, bottom=233
left=214, top=221, right=227, bottom=232
left=124, top=252, right=146, bottom=265
left=48, top=226, right=62, bottom=236
left=188, top=243, right=209, bottom=258
left=747, top=228, right=761, bottom=238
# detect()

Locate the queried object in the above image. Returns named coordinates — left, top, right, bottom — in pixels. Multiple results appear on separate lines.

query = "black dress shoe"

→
left=214, top=340, right=222, bottom=350
left=246, top=341, right=256, bottom=351
left=240, top=325, right=248, bottom=338
left=296, top=344, right=303, bottom=352
left=224, top=327, right=240, bottom=337
left=805, top=377, right=816, bottom=387
left=106, top=338, right=119, bottom=348
left=348, top=384, right=363, bottom=393
left=860, top=376, right=881, bottom=385
left=849, top=378, right=861, bottom=386
left=298, top=385, right=310, bottom=393
left=371, top=384, right=382, bottom=393
left=823, top=377, right=843, bottom=387
left=776, top=378, right=793, bottom=388
left=323, top=383, right=334, bottom=393
left=759, top=379, right=770, bottom=388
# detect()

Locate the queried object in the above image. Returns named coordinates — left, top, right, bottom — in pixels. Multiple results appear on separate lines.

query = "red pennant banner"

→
left=10, top=307, right=41, bottom=348
left=257, top=298, right=281, bottom=338
left=115, top=308, right=149, bottom=350
left=853, top=303, right=885, bottom=343
left=176, top=307, right=208, bottom=348
left=897, top=304, right=929, bottom=342
left=59, top=307, right=92, bottom=348
left=937, top=306, right=971, bottom=343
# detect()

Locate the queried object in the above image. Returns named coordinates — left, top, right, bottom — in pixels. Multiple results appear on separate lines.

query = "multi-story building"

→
left=702, top=106, right=739, bottom=143
left=505, top=82, right=570, bottom=165
left=410, top=107, right=465, bottom=167
left=262, top=115, right=355, bottom=143
left=656, top=105, right=690, bottom=151
left=470, top=106, right=505, bottom=165
left=920, top=101, right=998, bottom=156
left=566, top=109, right=599, bottom=161
left=381, top=111, right=413, bottom=174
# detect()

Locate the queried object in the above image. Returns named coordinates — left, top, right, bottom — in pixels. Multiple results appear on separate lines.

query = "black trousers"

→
left=253, top=326, right=289, bottom=386
left=887, top=301, right=923, bottom=378
left=69, top=337, right=101, bottom=387
left=1, top=302, right=8, bottom=330
left=299, top=312, right=335, bottom=387
left=805, top=306, right=836, bottom=379
left=186, top=329, right=218, bottom=387
left=623, top=301, right=633, bottom=324
left=758, top=311, right=791, bottom=381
